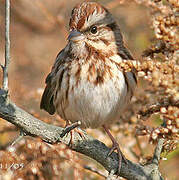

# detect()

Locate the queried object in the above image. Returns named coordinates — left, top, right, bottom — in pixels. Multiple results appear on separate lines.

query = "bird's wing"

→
left=40, top=48, right=66, bottom=115
left=118, top=45, right=137, bottom=98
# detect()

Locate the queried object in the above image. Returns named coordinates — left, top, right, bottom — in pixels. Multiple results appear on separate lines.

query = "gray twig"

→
left=3, top=0, right=11, bottom=91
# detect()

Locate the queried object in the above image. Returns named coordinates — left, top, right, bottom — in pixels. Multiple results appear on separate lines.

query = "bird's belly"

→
left=56, top=71, right=128, bottom=129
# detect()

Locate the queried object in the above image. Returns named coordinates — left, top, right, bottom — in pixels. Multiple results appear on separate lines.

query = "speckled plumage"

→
left=40, top=1, right=137, bottom=129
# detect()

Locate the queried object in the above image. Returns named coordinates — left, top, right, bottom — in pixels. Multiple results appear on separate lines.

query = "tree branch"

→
left=0, top=89, right=164, bottom=180
left=138, top=97, right=179, bottom=118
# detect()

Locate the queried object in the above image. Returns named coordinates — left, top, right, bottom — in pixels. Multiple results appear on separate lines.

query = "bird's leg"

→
left=103, top=125, right=128, bottom=173
left=60, top=120, right=84, bottom=146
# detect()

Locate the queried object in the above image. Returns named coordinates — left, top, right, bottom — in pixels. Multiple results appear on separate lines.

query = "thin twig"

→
left=138, top=97, right=179, bottom=118
left=3, top=0, right=10, bottom=91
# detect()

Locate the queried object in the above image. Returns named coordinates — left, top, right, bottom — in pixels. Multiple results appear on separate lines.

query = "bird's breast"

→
left=54, top=60, right=130, bottom=128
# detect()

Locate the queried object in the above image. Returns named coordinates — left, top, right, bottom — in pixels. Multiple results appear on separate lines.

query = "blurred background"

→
left=0, top=0, right=178, bottom=179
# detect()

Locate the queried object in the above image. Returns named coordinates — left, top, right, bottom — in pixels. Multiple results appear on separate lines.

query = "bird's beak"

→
left=68, top=30, right=85, bottom=42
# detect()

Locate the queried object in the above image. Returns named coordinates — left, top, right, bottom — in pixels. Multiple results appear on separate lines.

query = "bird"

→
left=40, top=1, right=137, bottom=173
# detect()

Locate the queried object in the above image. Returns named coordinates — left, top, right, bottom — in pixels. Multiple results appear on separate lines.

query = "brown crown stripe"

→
left=77, top=17, right=86, bottom=30
left=70, top=2, right=106, bottom=30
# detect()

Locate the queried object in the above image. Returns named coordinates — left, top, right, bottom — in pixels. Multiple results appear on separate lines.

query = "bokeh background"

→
left=0, top=0, right=178, bottom=179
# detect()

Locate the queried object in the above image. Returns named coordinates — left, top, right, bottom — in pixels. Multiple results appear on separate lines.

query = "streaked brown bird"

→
left=40, top=1, right=137, bottom=172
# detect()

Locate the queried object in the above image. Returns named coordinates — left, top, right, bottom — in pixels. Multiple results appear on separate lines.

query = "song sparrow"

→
left=40, top=1, right=137, bottom=172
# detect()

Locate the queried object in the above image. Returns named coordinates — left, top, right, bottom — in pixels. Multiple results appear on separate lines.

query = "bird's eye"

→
left=90, top=26, right=97, bottom=34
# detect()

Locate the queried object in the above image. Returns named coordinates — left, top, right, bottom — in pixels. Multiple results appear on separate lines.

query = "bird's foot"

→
left=68, top=127, right=86, bottom=147
left=60, top=121, right=81, bottom=138
left=103, top=125, right=128, bottom=174
left=108, top=140, right=128, bottom=173
left=60, top=121, right=85, bottom=147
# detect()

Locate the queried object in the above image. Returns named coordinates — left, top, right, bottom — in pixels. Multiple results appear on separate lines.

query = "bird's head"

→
left=68, top=2, right=123, bottom=58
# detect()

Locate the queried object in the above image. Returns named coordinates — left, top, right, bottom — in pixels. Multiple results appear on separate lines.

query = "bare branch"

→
left=138, top=97, right=179, bottom=118
left=3, top=0, right=11, bottom=91
left=0, top=89, right=164, bottom=180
